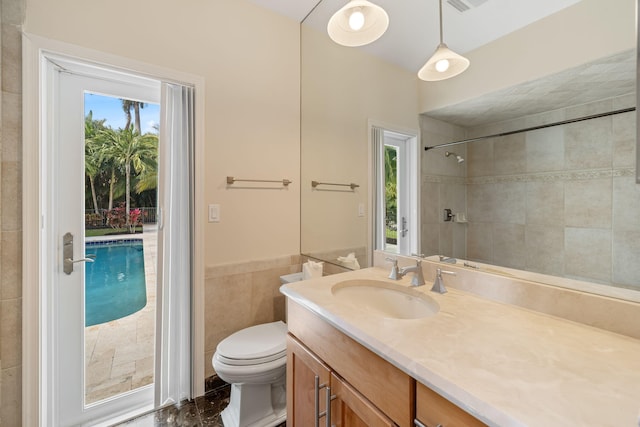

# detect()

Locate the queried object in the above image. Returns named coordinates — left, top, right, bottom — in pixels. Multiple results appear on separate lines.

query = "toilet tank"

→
left=279, top=272, right=303, bottom=323
left=280, top=272, right=303, bottom=285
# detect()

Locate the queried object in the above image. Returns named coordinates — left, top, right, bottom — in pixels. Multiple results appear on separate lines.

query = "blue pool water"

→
left=84, top=240, right=147, bottom=327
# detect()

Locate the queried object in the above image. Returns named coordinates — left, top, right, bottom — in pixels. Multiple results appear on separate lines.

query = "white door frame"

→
left=367, top=120, right=420, bottom=264
left=22, top=33, right=206, bottom=426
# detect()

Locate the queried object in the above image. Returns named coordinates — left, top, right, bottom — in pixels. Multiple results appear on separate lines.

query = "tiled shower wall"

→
left=0, top=0, right=24, bottom=424
left=420, top=115, right=467, bottom=259
left=204, top=255, right=302, bottom=379
left=465, top=95, right=638, bottom=287
left=421, top=93, right=639, bottom=288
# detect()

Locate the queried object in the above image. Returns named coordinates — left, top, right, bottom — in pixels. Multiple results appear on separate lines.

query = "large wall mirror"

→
left=301, top=0, right=639, bottom=295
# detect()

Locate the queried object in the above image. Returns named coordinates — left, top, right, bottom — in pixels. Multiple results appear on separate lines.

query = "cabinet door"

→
left=331, top=372, right=396, bottom=427
left=287, top=334, right=331, bottom=427
left=416, top=382, right=487, bottom=427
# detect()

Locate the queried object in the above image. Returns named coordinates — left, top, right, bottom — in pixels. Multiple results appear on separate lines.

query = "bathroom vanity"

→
left=281, top=265, right=640, bottom=427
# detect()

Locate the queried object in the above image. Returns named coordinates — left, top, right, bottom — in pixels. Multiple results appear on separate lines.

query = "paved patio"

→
left=84, top=226, right=157, bottom=404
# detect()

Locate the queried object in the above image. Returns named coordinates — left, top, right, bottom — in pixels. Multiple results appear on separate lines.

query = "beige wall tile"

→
left=420, top=223, right=439, bottom=257
left=421, top=182, right=440, bottom=223
left=493, top=182, right=526, bottom=225
left=1, top=365, right=21, bottom=427
left=1, top=25, right=22, bottom=95
left=565, top=227, right=612, bottom=283
left=564, top=178, right=612, bottom=228
left=492, top=223, right=526, bottom=269
left=612, top=111, right=635, bottom=168
left=466, top=222, right=493, bottom=263
left=0, top=298, right=21, bottom=368
left=452, top=225, right=466, bottom=259
left=438, top=223, right=453, bottom=256
left=1, top=0, right=24, bottom=25
left=525, top=225, right=564, bottom=276
left=564, top=116, right=612, bottom=170
left=526, top=181, right=564, bottom=226
left=467, top=138, right=494, bottom=177
left=204, top=272, right=253, bottom=355
left=525, top=126, right=564, bottom=173
left=494, top=133, right=526, bottom=175
left=204, top=256, right=300, bottom=377
left=1, top=161, right=21, bottom=231
left=250, top=266, right=290, bottom=324
left=612, top=229, right=640, bottom=289
left=612, top=176, right=640, bottom=231
left=1, top=230, right=21, bottom=299
left=1, top=91, right=21, bottom=162
left=439, top=182, right=465, bottom=215
left=467, top=183, right=495, bottom=223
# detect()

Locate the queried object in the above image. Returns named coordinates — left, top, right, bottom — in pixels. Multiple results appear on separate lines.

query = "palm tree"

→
left=121, top=99, right=146, bottom=133
left=100, top=126, right=158, bottom=225
left=84, top=111, right=107, bottom=214
left=384, top=146, right=398, bottom=225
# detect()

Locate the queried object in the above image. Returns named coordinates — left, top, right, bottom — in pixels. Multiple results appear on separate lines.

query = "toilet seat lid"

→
left=216, top=321, right=287, bottom=366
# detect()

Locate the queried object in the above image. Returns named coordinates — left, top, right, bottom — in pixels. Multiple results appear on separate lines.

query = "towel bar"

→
left=227, top=176, right=292, bottom=186
left=311, top=180, right=359, bottom=190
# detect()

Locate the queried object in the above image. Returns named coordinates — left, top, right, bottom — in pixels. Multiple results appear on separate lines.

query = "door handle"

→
left=400, top=216, right=408, bottom=237
left=63, top=232, right=94, bottom=275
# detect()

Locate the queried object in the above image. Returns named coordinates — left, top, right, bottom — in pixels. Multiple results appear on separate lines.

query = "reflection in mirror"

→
left=300, top=0, right=639, bottom=294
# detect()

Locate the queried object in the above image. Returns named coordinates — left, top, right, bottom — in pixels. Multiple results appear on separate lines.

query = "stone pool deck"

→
left=84, top=226, right=157, bottom=404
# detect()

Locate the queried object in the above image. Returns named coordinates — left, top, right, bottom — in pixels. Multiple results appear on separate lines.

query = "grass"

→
left=85, top=227, right=143, bottom=237
left=385, top=228, right=397, bottom=239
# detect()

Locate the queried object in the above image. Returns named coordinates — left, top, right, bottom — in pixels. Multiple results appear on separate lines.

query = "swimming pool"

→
left=84, top=239, right=147, bottom=327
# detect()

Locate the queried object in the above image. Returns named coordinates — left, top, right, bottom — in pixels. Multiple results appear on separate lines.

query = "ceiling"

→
left=428, top=49, right=636, bottom=127
left=248, top=0, right=582, bottom=72
left=248, top=0, right=635, bottom=127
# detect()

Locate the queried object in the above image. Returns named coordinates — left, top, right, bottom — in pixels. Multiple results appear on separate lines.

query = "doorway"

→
left=372, top=125, right=420, bottom=257
left=23, top=40, right=202, bottom=426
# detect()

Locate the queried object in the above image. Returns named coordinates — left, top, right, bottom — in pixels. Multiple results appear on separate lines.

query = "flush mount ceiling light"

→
left=327, top=0, right=389, bottom=47
left=418, top=0, right=470, bottom=81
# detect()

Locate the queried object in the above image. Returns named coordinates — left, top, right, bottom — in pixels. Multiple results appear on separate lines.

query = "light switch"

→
left=358, top=203, right=365, bottom=217
left=208, top=204, right=220, bottom=222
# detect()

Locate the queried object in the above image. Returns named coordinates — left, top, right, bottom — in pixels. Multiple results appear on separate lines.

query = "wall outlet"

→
left=358, top=203, right=365, bottom=217
left=208, top=204, right=220, bottom=222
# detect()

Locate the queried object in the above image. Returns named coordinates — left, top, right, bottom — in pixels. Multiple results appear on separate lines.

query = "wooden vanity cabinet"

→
left=287, top=300, right=414, bottom=427
left=286, top=299, right=486, bottom=427
left=415, top=382, right=487, bottom=427
left=287, top=335, right=395, bottom=427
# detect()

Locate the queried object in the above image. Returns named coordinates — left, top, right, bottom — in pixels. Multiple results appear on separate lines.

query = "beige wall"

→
left=21, top=0, right=302, bottom=406
left=25, top=0, right=301, bottom=265
left=300, top=25, right=420, bottom=266
left=1, top=0, right=24, bottom=423
left=419, top=0, right=635, bottom=113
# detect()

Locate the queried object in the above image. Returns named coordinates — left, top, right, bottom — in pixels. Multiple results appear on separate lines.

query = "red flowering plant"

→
left=106, top=202, right=143, bottom=233
left=128, top=208, right=143, bottom=233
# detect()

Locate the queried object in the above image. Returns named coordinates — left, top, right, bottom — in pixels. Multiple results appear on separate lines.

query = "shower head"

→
left=445, top=151, right=465, bottom=163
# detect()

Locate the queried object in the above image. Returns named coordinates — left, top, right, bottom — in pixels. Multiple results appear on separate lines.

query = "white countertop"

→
left=280, top=267, right=640, bottom=427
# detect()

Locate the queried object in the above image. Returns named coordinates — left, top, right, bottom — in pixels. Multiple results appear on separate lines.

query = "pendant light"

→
left=418, top=0, right=470, bottom=81
left=327, top=0, right=389, bottom=47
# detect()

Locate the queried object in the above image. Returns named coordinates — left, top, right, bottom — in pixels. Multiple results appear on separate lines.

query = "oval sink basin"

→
left=332, top=279, right=439, bottom=320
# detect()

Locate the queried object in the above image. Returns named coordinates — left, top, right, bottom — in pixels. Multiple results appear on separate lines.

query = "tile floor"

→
left=112, top=381, right=287, bottom=427
left=85, top=226, right=158, bottom=403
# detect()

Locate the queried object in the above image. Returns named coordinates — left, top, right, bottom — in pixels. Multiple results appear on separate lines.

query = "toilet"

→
left=212, top=272, right=303, bottom=427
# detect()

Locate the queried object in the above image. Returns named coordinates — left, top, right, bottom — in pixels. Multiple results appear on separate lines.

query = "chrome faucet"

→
left=431, top=268, right=456, bottom=294
left=386, top=257, right=425, bottom=287
left=438, top=255, right=457, bottom=264
left=386, top=257, right=401, bottom=280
